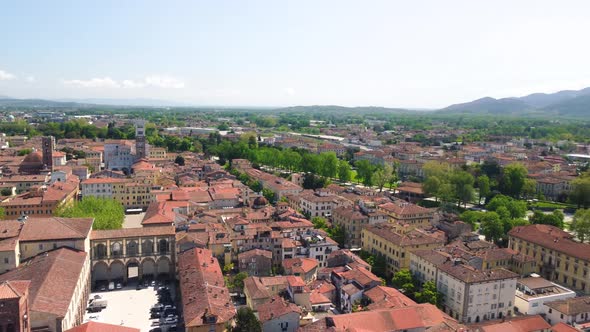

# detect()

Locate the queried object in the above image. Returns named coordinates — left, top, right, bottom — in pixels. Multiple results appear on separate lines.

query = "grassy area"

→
left=529, top=200, right=576, bottom=211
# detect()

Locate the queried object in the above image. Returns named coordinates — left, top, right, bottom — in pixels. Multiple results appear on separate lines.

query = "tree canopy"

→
left=56, top=197, right=124, bottom=230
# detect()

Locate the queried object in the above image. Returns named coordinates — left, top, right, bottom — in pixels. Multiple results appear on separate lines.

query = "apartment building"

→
left=332, top=201, right=388, bottom=249
left=508, top=224, right=590, bottom=294
left=361, top=223, right=445, bottom=277
left=377, top=200, right=434, bottom=229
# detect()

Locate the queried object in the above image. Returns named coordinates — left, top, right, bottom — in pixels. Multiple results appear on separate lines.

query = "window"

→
left=38, top=244, right=43, bottom=250
left=3, top=257, right=8, bottom=264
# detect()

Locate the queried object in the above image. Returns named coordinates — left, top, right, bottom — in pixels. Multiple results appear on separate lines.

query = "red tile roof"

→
left=0, top=248, right=88, bottom=318
left=0, top=280, right=30, bottom=299
left=257, top=296, right=301, bottom=322
left=65, top=321, right=140, bottom=332
left=303, top=304, right=462, bottom=331
left=178, top=248, right=235, bottom=328
left=509, top=224, right=590, bottom=261
left=19, top=217, right=93, bottom=242
left=471, top=315, right=552, bottom=332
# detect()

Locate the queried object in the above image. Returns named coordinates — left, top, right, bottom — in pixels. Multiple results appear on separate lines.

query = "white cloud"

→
left=284, top=87, right=296, bottom=96
left=63, top=77, right=121, bottom=88
left=25, top=76, right=36, bottom=83
left=63, top=75, right=185, bottom=89
left=122, top=79, right=145, bottom=88
left=144, top=75, right=185, bottom=89
left=0, top=70, right=16, bottom=80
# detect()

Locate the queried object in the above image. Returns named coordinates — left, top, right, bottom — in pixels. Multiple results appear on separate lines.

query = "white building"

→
left=545, top=296, right=590, bottom=327
left=436, top=261, right=518, bottom=323
left=104, top=141, right=135, bottom=173
left=514, top=276, right=575, bottom=316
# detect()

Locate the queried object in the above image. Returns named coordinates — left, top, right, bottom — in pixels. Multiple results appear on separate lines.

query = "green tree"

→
left=1, top=188, right=12, bottom=196
left=56, top=197, right=124, bottom=230
left=327, top=224, right=346, bottom=247
left=262, top=188, right=275, bottom=204
left=480, top=212, right=503, bottom=243
left=414, top=281, right=442, bottom=307
left=522, top=178, right=537, bottom=199
left=486, top=195, right=526, bottom=219
left=459, top=210, right=484, bottom=230
left=249, top=180, right=263, bottom=193
left=451, top=170, right=475, bottom=207
left=571, top=209, right=590, bottom=243
left=477, top=175, right=490, bottom=205
left=232, top=307, right=262, bottom=332
left=500, top=163, right=528, bottom=198
left=570, top=177, right=590, bottom=208
left=355, top=160, right=375, bottom=187
left=311, top=216, right=329, bottom=230
left=223, top=263, right=234, bottom=274
left=373, top=163, right=394, bottom=192
left=319, top=152, right=338, bottom=178
left=391, top=269, right=416, bottom=294
left=0, top=207, right=4, bottom=220
left=529, top=210, right=564, bottom=229
left=17, top=148, right=32, bottom=156
left=233, top=272, right=249, bottom=290
left=337, top=160, right=352, bottom=182
left=423, top=176, right=442, bottom=201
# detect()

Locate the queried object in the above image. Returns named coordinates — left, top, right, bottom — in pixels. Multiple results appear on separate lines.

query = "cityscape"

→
left=2, top=2, right=590, bottom=332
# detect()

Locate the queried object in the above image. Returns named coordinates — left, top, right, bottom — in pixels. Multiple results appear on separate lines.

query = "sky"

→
left=1, top=0, right=590, bottom=108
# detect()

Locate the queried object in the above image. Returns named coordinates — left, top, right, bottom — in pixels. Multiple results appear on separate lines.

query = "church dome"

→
left=253, top=196, right=269, bottom=208
left=22, top=151, right=43, bottom=164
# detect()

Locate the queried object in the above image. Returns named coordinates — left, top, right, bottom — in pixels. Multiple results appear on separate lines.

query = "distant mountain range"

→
left=439, top=87, right=590, bottom=118
left=1, top=86, right=590, bottom=118
left=0, top=97, right=187, bottom=108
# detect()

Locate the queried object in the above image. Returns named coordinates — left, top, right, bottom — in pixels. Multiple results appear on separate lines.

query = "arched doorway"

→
left=110, top=260, right=125, bottom=281
left=156, top=257, right=171, bottom=279
left=141, top=258, right=156, bottom=280
left=127, top=259, right=140, bottom=283
left=92, top=262, right=109, bottom=283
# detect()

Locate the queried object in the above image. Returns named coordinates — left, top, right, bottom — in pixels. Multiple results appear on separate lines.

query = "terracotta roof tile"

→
left=65, top=321, right=140, bottom=332
left=0, top=248, right=88, bottom=318
left=19, top=217, right=93, bottom=242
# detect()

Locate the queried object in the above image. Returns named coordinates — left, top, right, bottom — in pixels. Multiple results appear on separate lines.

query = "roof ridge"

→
left=54, top=217, right=86, bottom=237
left=2, top=281, right=22, bottom=298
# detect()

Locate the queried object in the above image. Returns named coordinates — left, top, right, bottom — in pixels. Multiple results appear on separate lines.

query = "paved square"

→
left=84, top=285, right=158, bottom=331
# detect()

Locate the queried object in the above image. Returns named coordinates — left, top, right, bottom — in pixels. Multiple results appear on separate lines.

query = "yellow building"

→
left=377, top=200, right=434, bottom=230
left=361, top=223, right=445, bottom=277
left=149, top=147, right=167, bottom=160
left=508, top=224, right=590, bottom=294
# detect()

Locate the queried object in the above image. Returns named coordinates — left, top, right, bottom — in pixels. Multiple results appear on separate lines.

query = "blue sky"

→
left=1, top=0, right=590, bottom=108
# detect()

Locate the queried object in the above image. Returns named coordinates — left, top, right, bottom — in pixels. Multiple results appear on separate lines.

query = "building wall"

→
left=545, top=307, right=590, bottom=326
left=20, top=239, right=85, bottom=261
left=509, top=235, right=590, bottom=294
left=437, top=271, right=517, bottom=323
left=514, top=290, right=575, bottom=316
left=361, top=229, right=444, bottom=277
left=0, top=247, right=19, bottom=273
left=409, top=253, right=439, bottom=284
left=262, top=312, right=300, bottom=332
